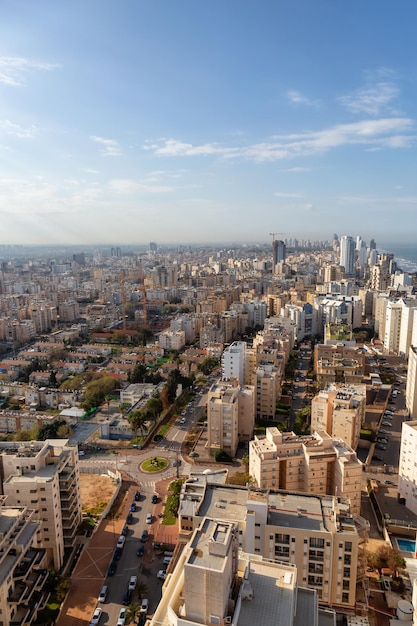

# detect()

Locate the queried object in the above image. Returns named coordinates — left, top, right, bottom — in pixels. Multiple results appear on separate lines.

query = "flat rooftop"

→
left=268, top=492, right=335, bottom=533
left=197, top=485, right=248, bottom=523
left=237, top=557, right=299, bottom=626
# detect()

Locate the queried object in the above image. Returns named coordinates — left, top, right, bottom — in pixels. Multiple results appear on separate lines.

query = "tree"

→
left=146, top=395, right=163, bottom=421
left=135, top=580, right=148, bottom=599
left=128, top=410, right=148, bottom=439
left=127, top=603, right=141, bottom=623
left=130, top=363, right=147, bottom=384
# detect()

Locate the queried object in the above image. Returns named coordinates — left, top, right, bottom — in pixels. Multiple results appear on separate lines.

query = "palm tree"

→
left=127, top=602, right=141, bottom=623
left=128, top=410, right=148, bottom=439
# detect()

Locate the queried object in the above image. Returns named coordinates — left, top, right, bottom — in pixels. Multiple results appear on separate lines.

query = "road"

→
left=288, top=343, right=311, bottom=430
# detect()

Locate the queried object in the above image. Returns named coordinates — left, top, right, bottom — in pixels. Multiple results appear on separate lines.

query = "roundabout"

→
left=140, top=456, right=169, bottom=473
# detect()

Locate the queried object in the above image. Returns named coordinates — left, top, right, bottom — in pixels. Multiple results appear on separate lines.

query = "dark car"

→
left=126, top=512, right=133, bottom=524
left=114, top=547, right=123, bottom=561
left=137, top=545, right=144, bottom=557
left=151, top=494, right=158, bottom=504
left=121, top=525, right=128, bottom=536
left=141, top=529, right=148, bottom=543
left=108, top=560, right=117, bottom=576
left=123, top=588, right=132, bottom=605
left=134, top=490, right=141, bottom=501
left=130, top=502, right=137, bottom=512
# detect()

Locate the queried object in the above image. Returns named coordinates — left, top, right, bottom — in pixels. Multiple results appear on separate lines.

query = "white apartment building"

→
left=178, top=478, right=362, bottom=610
left=120, top=382, right=164, bottom=408
left=221, top=341, right=247, bottom=385
left=207, top=381, right=255, bottom=456
left=311, top=384, right=366, bottom=450
left=249, top=428, right=362, bottom=514
left=150, top=516, right=335, bottom=626
left=406, top=347, right=417, bottom=419
left=251, top=365, right=280, bottom=420
left=0, top=502, right=49, bottom=626
left=398, top=421, right=417, bottom=514
left=158, top=329, right=186, bottom=351
left=170, top=315, right=197, bottom=344
left=0, top=439, right=82, bottom=569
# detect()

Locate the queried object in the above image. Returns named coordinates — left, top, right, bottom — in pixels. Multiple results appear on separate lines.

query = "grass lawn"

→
left=140, top=457, right=168, bottom=472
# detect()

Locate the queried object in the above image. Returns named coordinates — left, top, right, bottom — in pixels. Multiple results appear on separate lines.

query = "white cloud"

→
left=145, top=117, right=415, bottom=163
left=108, top=178, right=173, bottom=194
left=0, top=56, right=59, bottom=86
left=0, top=119, right=36, bottom=138
left=90, top=135, right=122, bottom=157
left=274, top=192, right=304, bottom=198
left=338, top=81, right=399, bottom=116
left=287, top=90, right=320, bottom=107
left=280, top=167, right=312, bottom=172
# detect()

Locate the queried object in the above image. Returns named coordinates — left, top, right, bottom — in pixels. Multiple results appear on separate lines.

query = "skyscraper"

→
left=339, top=235, right=355, bottom=277
left=272, top=239, right=286, bottom=268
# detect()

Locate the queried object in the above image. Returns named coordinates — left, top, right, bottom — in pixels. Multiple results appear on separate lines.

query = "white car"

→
left=157, top=569, right=166, bottom=580
left=146, top=513, right=152, bottom=524
left=179, top=417, right=186, bottom=424
left=117, top=608, right=127, bottom=626
left=140, top=598, right=149, bottom=613
left=90, top=607, right=102, bottom=626
left=128, top=575, right=137, bottom=590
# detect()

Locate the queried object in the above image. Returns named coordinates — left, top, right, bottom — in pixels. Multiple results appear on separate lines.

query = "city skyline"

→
left=1, top=1, right=417, bottom=245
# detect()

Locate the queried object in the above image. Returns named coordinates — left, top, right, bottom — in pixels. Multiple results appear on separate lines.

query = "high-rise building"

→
left=221, top=341, right=247, bottom=384
left=178, top=478, right=363, bottom=609
left=339, top=235, right=355, bottom=277
left=272, top=239, right=286, bottom=270
left=0, top=439, right=82, bottom=569
left=398, top=420, right=417, bottom=514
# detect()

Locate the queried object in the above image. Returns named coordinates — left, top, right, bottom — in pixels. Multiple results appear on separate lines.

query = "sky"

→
left=1, top=1, right=417, bottom=246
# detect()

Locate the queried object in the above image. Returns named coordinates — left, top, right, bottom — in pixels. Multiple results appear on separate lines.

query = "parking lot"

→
left=57, top=479, right=179, bottom=626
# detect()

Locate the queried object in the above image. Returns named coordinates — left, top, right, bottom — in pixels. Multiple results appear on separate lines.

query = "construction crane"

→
left=269, top=232, right=285, bottom=244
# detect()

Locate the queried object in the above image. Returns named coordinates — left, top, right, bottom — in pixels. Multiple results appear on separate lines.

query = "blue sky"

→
left=1, top=1, right=417, bottom=246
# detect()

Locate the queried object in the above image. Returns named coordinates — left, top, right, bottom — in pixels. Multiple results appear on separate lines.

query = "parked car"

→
left=376, top=444, right=387, bottom=450
left=121, top=525, right=128, bottom=536
left=130, top=502, right=137, bottom=512
left=128, top=575, right=137, bottom=591
left=137, top=545, right=145, bottom=556
left=380, top=429, right=389, bottom=434
left=382, top=421, right=392, bottom=427
left=123, top=588, right=132, bottom=605
left=157, top=569, right=166, bottom=580
left=140, top=598, right=149, bottom=614
left=114, top=547, right=123, bottom=561
left=385, top=480, right=397, bottom=486
left=126, top=512, right=133, bottom=524
left=117, top=608, right=127, bottom=626
left=146, top=513, right=152, bottom=524
left=107, top=560, right=117, bottom=576
left=152, top=494, right=158, bottom=504
left=134, top=490, right=141, bottom=501
left=377, top=438, right=388, bottom=444
left=98, top=585, right=108, bottom=603
left=90, top=608, right=102, bottom=625
left=141, top=529, right=149, bottom=542
left=179, top=417, right=186, bottom=424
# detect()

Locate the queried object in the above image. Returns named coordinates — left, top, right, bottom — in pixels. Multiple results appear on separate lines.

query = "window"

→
left=345, top=541, right=352, bottom=552
left=344, top=554, right=351, bottom=565
left=275, top=533, right=290, bottom=544
left=342, top=592, right=349, bottom=603
left=310, top=538, right=324, bottom=549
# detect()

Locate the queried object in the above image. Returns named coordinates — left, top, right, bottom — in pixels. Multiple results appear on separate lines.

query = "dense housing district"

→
left=0, top=236, right=416, bottom=625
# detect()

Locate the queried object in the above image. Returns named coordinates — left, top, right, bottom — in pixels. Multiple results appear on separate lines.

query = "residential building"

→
left=249, top=428, right=362, bottom=513
left=207, top=380, right=255, bottom=456
left=314, top=342, right=365, bottom=388
left=158, top=329, right=186, bottom=351
left=178, top=477, right=363, bottom=609
left=406, top=347, right=417, bottom=419
left=221, top=341, right=247, bottom=385
left=398, top=421, right=417, bottom=514
left=311, top=384, right=366, bottom=450
left=0, top=501, right=49, bottom=626
left=0, top=439, right=82, bottom=569
left=150, top=516, right=335, bottom=626
left=251, top=365, right=280, bottom=420
left=339, top=235, right=355, bottom=277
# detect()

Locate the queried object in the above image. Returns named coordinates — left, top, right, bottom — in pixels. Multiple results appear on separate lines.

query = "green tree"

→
left=135, top=580, right=148, bottom=599
left=128, top=410, right=148, bottom=439
left=130, top=363, right=147, bottom=384
left=127, top=603, right=141, bottom=623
